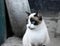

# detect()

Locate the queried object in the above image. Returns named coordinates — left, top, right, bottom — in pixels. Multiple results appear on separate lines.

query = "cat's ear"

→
left=34, top=11, right=38, bottom=17
left=25, top=11, right=30, bottom=16
left=34, top=10, right=40, bottom=17
left=39, top=15, right=42, bottom=21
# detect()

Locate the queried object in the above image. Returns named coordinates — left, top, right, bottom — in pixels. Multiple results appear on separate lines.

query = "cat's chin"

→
left=30, top=28, right=35, bottom=30
left=28, top=27, right=35, bottom=30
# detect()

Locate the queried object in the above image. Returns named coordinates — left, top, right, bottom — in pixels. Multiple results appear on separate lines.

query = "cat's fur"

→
left=22, top=12, right=50, bottom=46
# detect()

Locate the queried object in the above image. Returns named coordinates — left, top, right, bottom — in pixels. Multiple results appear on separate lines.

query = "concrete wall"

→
left=5, top=0, right=30, bottom=37
left=44, top=17, right=60, bottom=37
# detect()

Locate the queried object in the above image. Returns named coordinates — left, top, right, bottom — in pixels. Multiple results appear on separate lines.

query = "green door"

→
left=0, top=0, right=6, bottom=45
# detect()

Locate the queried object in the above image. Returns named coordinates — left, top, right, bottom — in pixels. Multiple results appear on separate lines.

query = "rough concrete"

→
left=1, top=31, right=60, bottom=46
left=5, top=0, right=30, bottom=37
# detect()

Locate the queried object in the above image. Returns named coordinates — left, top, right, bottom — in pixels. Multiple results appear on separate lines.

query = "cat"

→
left=22, top=11, right=50, bottom=46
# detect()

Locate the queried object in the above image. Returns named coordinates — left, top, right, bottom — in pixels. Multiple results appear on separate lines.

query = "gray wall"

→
left=5, top=0, right=30, bottom=37
left=29, top=0, right=60, bottom=11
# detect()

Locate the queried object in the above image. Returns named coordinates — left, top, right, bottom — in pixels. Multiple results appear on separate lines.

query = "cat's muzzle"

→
left=28, top=26, right=35, bottom=30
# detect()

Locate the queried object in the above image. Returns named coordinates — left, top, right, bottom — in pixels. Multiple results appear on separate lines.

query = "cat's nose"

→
left=28, top=26, right=30, bottom=28
left=32, top=21, right=35, bottom=24
left=28, top=26, right=32, bottom=29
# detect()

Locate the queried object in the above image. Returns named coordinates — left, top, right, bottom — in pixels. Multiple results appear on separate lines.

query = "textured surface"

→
left=56, top=20, right=60, bottom=33
left=1, top=37, right=22, bottom=46
left=29, top=0, right=60, bottom=11
left=1, top=30, right=60, bottom=46
left=5, top=0, right=30, bottom=37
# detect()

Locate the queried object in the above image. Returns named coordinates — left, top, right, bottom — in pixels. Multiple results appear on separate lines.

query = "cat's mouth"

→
left=28, top=27, right=35, bottom=30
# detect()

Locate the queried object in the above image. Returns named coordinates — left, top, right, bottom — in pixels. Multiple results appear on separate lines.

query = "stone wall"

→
left=44, top=17, right=60, bottom=37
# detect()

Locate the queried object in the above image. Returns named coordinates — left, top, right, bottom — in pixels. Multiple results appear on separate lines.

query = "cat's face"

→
left=26, top=12, right=42, bottom=30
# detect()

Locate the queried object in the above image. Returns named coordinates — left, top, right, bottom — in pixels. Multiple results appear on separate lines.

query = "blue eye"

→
left=32, top=21, right=35, bottom=24
left=30, top=18, right=38, bottom=25
left=34, top=21, right=38, bottom=25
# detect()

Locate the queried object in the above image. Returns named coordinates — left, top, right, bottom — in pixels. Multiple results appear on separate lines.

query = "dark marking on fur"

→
left=26, top=12, right=42, bottom=26
left=25, top=11, right=30, bottom=16
left=34, top=13, right=38, bottom=17
left=39, top=16, right=42, bottom=21
left=30, top=18, right=39, bottom=25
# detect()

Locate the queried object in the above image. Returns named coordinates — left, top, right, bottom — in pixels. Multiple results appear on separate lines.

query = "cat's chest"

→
left=26, top=29, right=46, bottom=43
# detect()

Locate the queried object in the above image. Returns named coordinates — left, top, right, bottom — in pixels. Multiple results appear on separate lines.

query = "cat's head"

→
left=26, top=11, right=43, bottom=30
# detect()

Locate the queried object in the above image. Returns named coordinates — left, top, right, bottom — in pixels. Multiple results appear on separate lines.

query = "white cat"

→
left=22, top=11, right=50, bottom=46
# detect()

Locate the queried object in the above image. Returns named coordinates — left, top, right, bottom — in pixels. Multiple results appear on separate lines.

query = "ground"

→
left=47, top=31, right=60, bottom=46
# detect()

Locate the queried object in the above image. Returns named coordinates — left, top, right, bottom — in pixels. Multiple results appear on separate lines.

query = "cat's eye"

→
left=32, top=21, right=35, bottom=24
left=30, top=18, right=39, bottom=25
left=34, top=21, right=39, bottom=25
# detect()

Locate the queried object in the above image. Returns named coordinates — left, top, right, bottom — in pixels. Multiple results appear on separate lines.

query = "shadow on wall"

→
left=4, top=0, right=14, bottom=38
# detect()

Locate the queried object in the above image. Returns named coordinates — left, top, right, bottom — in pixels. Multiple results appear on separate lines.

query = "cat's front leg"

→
left=23, top=42, right=30, bottom=46
left=23, top=39, right=31, bottom=46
